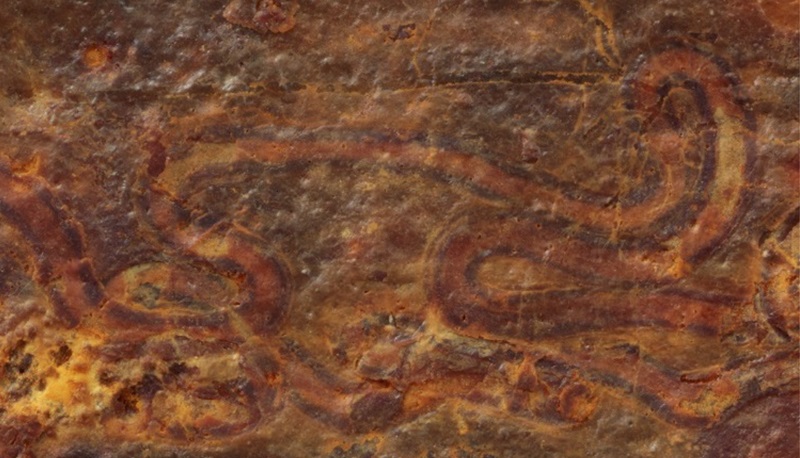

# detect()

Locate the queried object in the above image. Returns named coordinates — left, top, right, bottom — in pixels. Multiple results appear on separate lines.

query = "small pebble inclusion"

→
left=0, top=0, right=797, bottom=457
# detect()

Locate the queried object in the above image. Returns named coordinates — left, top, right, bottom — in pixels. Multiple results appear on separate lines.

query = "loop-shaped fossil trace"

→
left=433, top=47, right=755, bottom=336
left=0, top=164, right=291, bottom=442
left=129, top=45, right=781, bottom=436
left=1, top=45, right=794, bottom=451
left=94, top=189, right=292, bottom=438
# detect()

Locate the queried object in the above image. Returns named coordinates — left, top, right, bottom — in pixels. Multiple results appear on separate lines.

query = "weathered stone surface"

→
left=0, top=0, right=797, bottom=456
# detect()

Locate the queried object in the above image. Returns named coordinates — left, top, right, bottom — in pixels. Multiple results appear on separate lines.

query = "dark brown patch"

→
left=349, top=390, right=404, bottom=433
left=51, top=344, right=72, bottom=366
left=111, top=386, right=139, bottom=416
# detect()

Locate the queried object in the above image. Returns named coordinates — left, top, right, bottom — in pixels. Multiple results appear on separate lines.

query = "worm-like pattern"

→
left=0, top=33, right=796, bottom=457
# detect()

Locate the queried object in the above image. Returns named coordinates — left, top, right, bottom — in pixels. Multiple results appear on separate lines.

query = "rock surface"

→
left=0, top=0, right=797, bottom=456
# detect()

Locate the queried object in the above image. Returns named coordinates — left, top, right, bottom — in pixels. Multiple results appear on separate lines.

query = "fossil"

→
left=0, top=0, right=797, bottom=457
